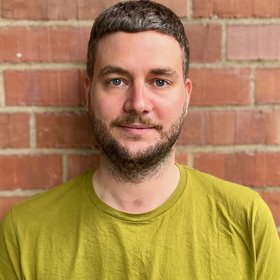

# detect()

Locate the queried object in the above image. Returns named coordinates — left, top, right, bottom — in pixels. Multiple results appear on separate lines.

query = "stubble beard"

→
left=88, top=103, right=186, bottom=184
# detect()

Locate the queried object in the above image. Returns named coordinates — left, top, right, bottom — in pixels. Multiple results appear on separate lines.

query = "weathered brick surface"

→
left=67, top=153, right=100, bottom=179
left=0, top=155, right=63, bottom=189
left=1, top=0, right=187, bottom=19
left=179, top=110, right=280, bottom=145
left=186, top=24, right=222, bottom=63
left=178, top=111, right=206, bottom=145
left=193, top=0, right=280, bottom=18
left=175, top=152, right=188, bottom=165
left=1, top=0, right=119, bottom=20
left=235, top=111, right=280, bottom=145
left=189, top=68, right=251, bottom=106
left=193, top=153, right=226, bottom=179
left=0, top=113, right=30, bottom=148
left=255, top=69, right=280, bottom=104
left=193, top=152, right=280, bottom=188
left=260, top=192, right=280, bottom=225
left=36, top=112, right=94, bottom=148
left=227, top=25, right=280, bottom=60
left=0, top=26, right=89, bottom=63
left=4, top=70, right=84, bottom=106
left=206, top=111, right=236, bottom=145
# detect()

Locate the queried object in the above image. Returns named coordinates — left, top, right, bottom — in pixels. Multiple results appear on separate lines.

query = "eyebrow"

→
left=99, top=65, right=179, bottom=79
left=150, top=67, right=179, bottom=79
left=99, top=65, right=129, bottom=76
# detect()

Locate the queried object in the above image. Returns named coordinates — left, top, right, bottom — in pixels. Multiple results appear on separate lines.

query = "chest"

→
left=20, top=210, right=254, bottom=280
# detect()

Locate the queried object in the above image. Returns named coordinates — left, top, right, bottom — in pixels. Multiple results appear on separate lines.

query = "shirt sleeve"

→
left=253, top=196, right=280, bottom=279
left=0, top=210, right=22, bottom=280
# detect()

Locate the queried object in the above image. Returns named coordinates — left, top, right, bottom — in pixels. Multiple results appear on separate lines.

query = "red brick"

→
left=186, top=24, right=222, bottom=63
left=0, top=26, right=89, bottom=63
left=236, top=111, right=279, bottom=145
left=0, top=155, right=63, bottom=189
left=0, top=197, right=26, bottom=220
left=2, top=0, right=187, bottom=19
left=193, top=153, right=226, bottom=179
left=50, top=26, right=90, bottom=61
left=256, top=69, right=280, bottom=104
left=67, top=153, right=100, bottom=179
left=2, top=0, right=49, bottom=19
left=175, top=151, right=188, bottom=165
left=0, top=113, right=30, bottom=148
left=194, top=152, right=280, bottom=188
left=260, top=192, right=280, bottom=226
left=211, top=110, right=280, bottom=145
left=192, top=0, right=214, bottom=17
left=36, top=112, right=94, bottom=148
left=180, top=110, right=279, bottom=146
left=77, top=0, right=122, bottom=19
left=1, top=0, right=115, bottom=19
left=189, top=68, right=251, bottom=106
left=4, top=70, right=85, bottom=106
left=255, top=153, right=280, bottom=187
left=193, top=0, right=280, bottom=18
left=178, top=111, right=207, bottom=145
left=206, top=111, right=236, bottom=145
left=227, top=25, right=280, bottom=60
left=194, top=152, right=256, bottom=186
left=157, top=0, right=188, bottom=17
left=224, top=153, right=257, bottom=186
left=80, top=0, right=188, bottom=18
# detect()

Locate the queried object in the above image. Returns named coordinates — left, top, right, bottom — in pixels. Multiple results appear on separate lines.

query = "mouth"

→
left=119, top=123, right=155, bottom=129
left=110, top=116, right=163, bottom=139
left=111, top=116, right=163, bottom=131
left=114, top=122, right=159, bottom=139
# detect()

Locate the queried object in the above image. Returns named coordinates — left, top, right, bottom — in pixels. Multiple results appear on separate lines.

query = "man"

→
left=0, top=0, right=279, bottom=279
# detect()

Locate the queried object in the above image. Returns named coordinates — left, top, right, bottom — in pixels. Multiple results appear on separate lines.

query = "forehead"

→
left=93, top=31, right=184, bottom=75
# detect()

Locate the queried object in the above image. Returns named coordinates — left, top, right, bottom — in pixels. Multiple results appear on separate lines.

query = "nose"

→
left=123, top=82, right=152, bottom=114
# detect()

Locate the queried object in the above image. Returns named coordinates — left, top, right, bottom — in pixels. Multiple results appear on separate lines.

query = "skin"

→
left=85, top=31, right=192, bottom=213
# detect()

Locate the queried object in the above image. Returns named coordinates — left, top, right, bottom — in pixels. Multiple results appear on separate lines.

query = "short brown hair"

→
left=87, top=0, right=190, bottom=79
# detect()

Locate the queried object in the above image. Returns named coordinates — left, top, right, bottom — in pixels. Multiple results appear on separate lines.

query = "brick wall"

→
left=0, top=0, right=279, bottom=233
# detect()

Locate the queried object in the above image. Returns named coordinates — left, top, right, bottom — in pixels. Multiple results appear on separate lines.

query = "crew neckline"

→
left=86, top=164, right=188, bottom=222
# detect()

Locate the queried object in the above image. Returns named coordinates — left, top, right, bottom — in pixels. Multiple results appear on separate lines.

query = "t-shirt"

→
left=0, top=165, right=279, bottom=279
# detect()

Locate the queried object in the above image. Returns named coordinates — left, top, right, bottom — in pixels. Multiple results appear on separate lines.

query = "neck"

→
left=92, top=152, right=180, bottom=214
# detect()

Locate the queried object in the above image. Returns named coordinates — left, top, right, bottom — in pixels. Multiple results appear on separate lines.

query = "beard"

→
left=88, top=103, right=186, bottom=183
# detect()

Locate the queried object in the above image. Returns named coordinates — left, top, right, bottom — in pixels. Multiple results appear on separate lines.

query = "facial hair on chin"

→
left=88, top=104, right=186, bottom=183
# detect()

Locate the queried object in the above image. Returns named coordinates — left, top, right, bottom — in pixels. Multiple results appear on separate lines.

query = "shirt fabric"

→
left=0, top=165, right=279, bottom=279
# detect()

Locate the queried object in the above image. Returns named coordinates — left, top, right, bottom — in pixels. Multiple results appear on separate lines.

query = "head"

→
left=87, top=0, right=190, bottom=81
left=86, top=1, right=192, bottom=182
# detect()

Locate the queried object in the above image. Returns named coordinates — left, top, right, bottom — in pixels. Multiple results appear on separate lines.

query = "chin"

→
left=120, top=142, right=157, bottom=153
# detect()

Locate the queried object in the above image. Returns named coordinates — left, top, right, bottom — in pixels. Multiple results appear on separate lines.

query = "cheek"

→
left=91, top=96, right=122, bottom=120
left=157, top=98, right=186, bottom=120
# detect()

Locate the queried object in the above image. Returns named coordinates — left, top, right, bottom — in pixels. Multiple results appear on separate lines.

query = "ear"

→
left=184, top=78, right=192, bottom=116
left=84, top=76, right=91, bottom=112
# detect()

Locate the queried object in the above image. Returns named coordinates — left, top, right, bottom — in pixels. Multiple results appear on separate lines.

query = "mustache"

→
left=110, top=115, right=163, bottom=131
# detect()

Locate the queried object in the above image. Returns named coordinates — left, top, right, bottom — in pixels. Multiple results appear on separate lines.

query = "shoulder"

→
left=180, top=164, right=279, bottom=238
left=4, top=170, right=93, bottom=224
left=179, top=165, right=269, bottom=222
left=182, top=165, right=259, bottom=204
left=180, top=165, right=280, bottom=275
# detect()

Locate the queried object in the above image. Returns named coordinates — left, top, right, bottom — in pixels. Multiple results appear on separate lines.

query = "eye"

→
left=107, top=78, right=125, bottom=87
left=153, top=79, right=170, bottom=87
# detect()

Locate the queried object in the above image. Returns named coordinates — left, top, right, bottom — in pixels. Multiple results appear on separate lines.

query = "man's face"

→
left=86, top=31, right=192, bottom=181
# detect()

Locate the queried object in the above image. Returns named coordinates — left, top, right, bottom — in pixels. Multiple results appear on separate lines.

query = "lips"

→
left=111, top=116, right=163, bottom=132
left=115, top=123, right=157, bottom=138
left=119, top=123, right=154, bottom=129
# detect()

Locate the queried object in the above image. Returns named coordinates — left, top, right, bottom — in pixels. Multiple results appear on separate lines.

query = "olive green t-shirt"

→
left=0, top=165, right=279, bottom=279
